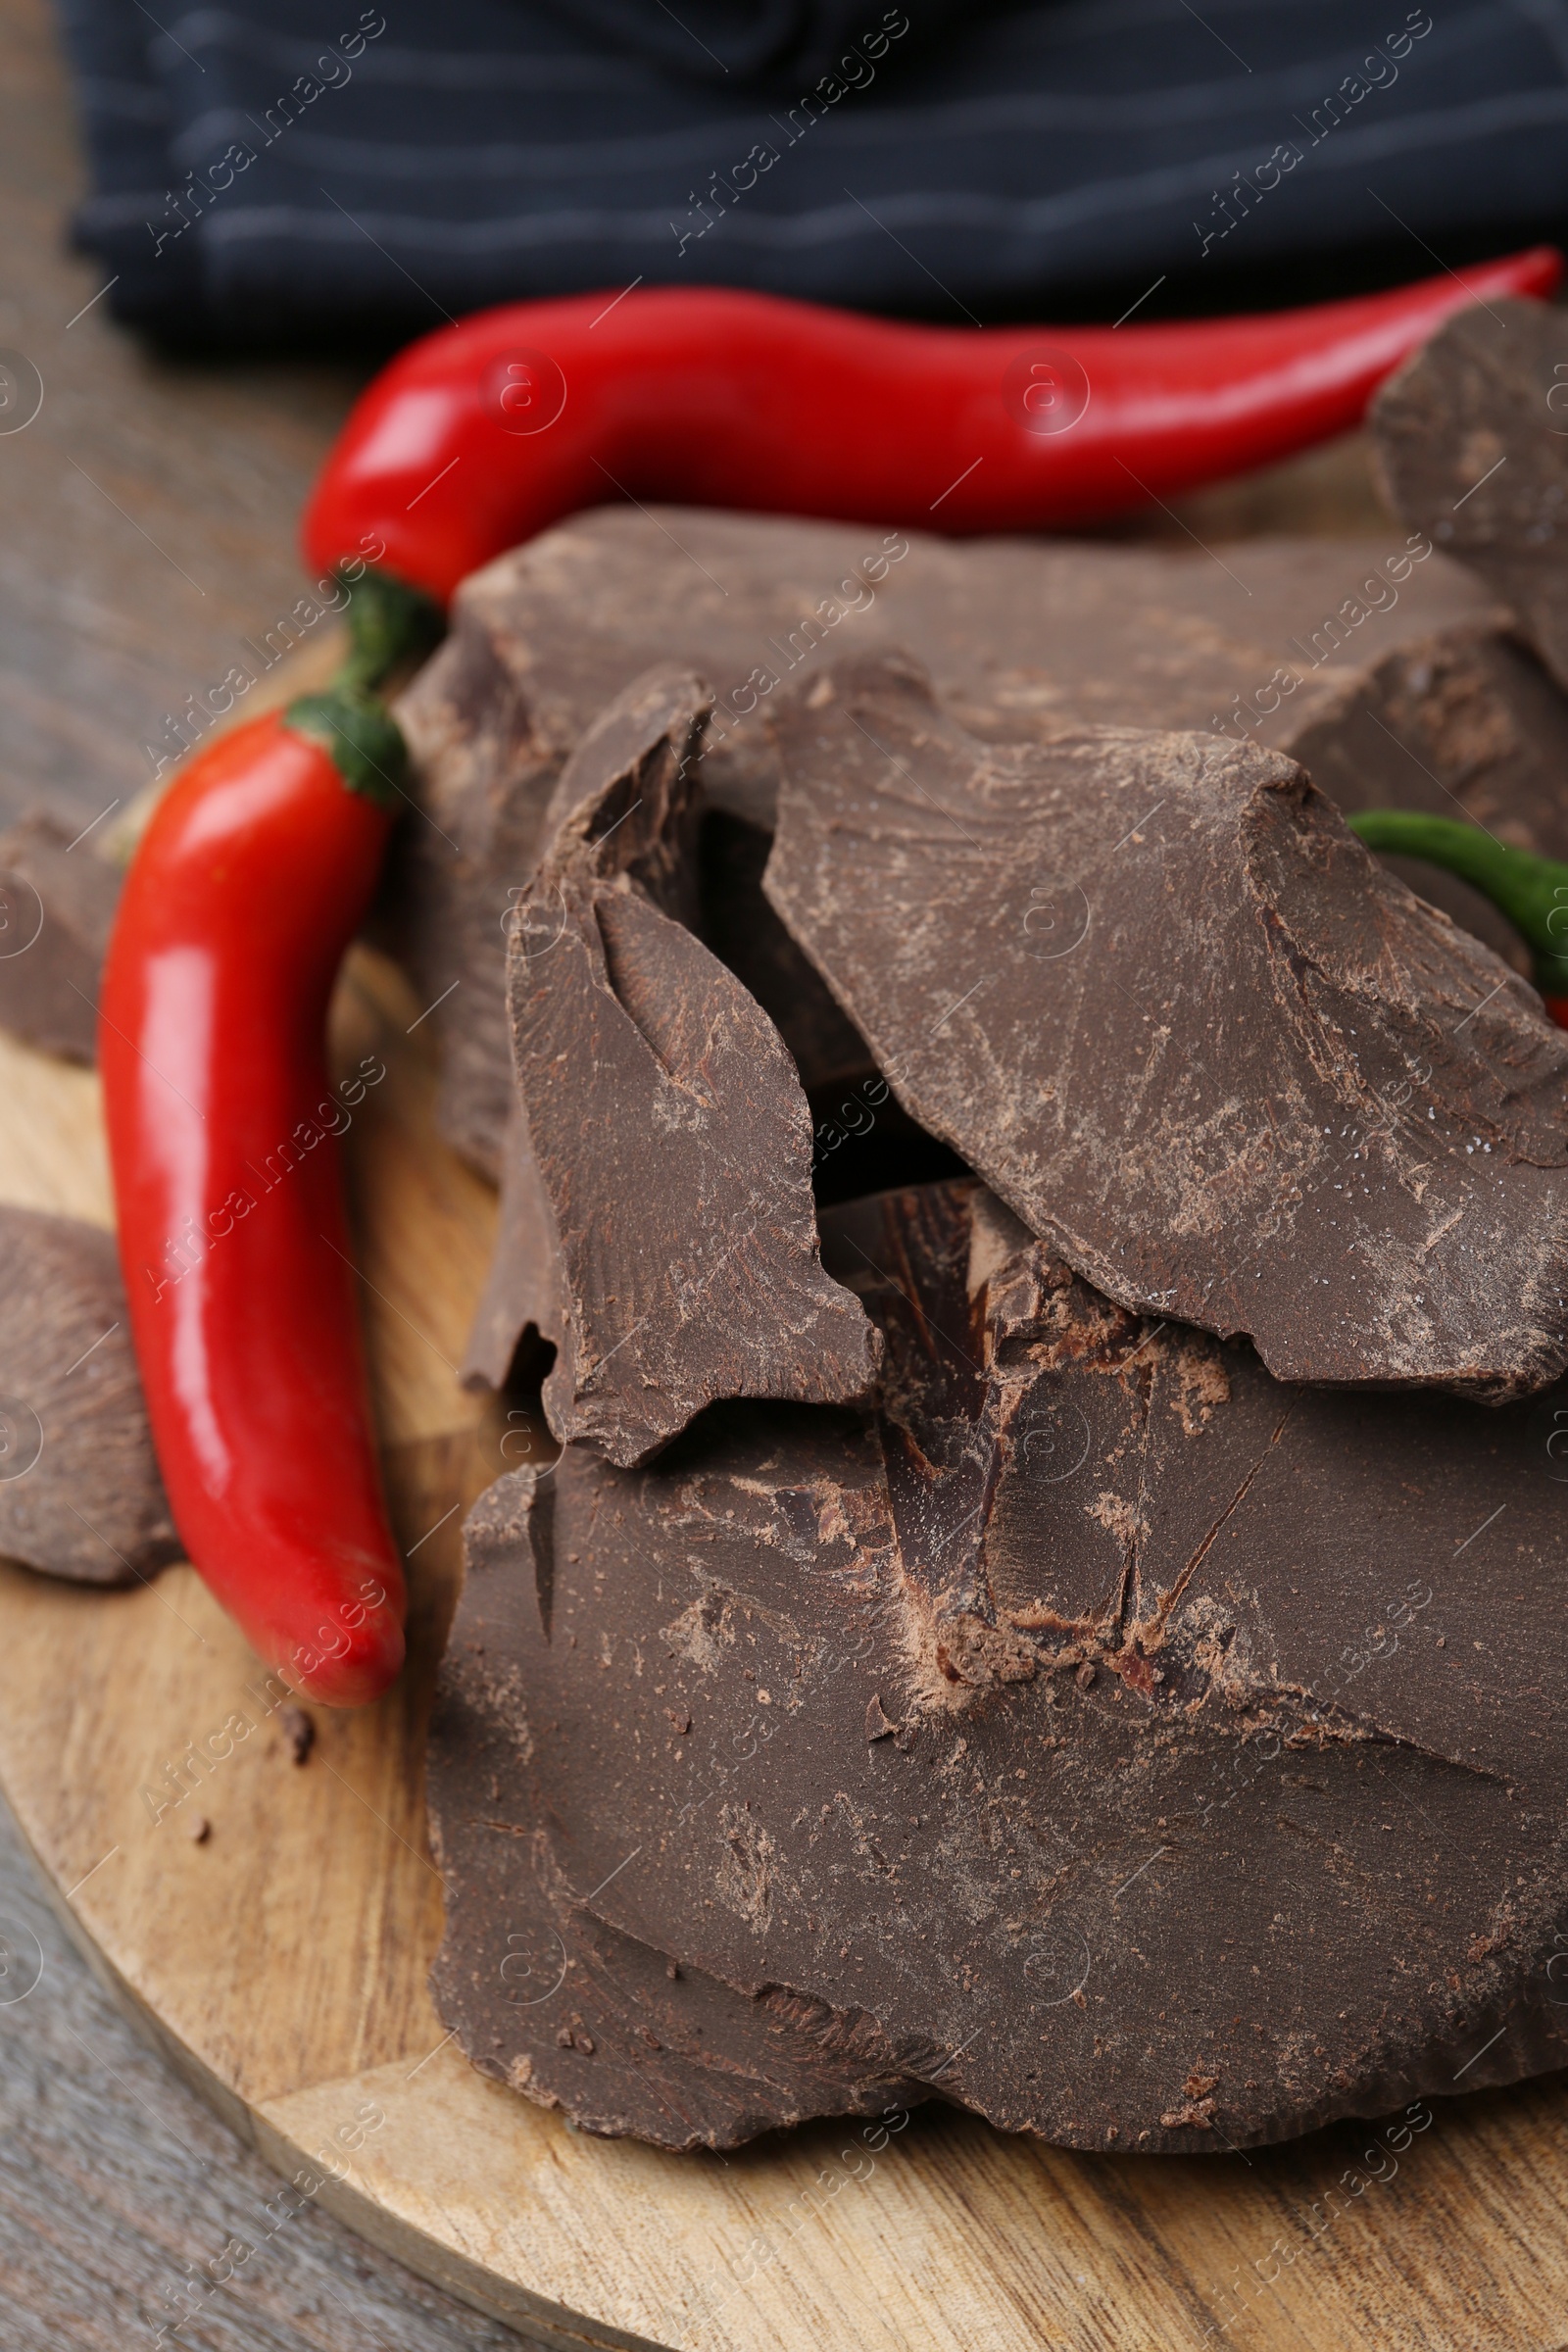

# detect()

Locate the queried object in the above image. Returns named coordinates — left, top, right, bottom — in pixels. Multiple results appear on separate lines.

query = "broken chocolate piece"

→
left=389, top=620, right=564, bottom=1178
left=0, top=1205, right=180, bottom=1584
left=427, top=1177, right=1568, bottom=2153
left=1371, top=297, right=1568, bottom=695
left=765, top=656, right=1568, bottom=1401
left=0, top=812, right=121, bottom=1063
left=428, top=1815, right=927, bottom=2150
left=460, top=1102, right=564, bottom=1392
left=394, top=509, right=1496, bottom=1176
left=430, top=1491, right=925, bottom=2149
left=508, top=665, right=878, bottom=1466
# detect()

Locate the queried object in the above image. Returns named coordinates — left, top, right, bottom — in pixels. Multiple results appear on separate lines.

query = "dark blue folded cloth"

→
left=54, top=0, right=1568, bottom=343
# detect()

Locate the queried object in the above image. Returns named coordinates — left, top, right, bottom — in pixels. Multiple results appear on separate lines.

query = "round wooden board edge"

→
left=13, top=1788, right=650, bottom=2352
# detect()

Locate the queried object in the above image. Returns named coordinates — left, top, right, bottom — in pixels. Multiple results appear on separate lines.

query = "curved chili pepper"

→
left=1348, top=808, right=1568, bottom=1028
left=303, top=251, right=1560, bottom=605
left=100, top=580, right=439, bottom=1704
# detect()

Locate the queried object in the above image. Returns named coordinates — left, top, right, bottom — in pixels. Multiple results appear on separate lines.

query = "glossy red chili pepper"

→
left=101, top=700, right=411, bottom=1704
left=303, top=252, right=1560, bottom=605
left=1348, top=809, right=1568, bottom=1031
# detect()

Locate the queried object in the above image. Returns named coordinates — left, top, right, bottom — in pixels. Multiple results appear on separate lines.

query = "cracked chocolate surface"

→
left=429, top=1474, right=924, bottom=2151
left=391, top=509, right=1497, bottom=1176
left=1372, top=296, right=1568, bottom=697
left=459, top=1101, right=564, bottom=1393
left=427, top=1178, right=1568, bottom=2153
left=504, top=664, right=878, bottom=1467
left=764, top=657, right=1568, bottom=1401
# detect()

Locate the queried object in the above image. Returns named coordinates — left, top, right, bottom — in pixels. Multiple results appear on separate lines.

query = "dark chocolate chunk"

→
left=427, top=1178, right=1568, bottom=2154
left=0, top=812, right=121, bottom=1064
left=465, top=844, right=956, bottom=1395
left=507, top=665, right=878, bottom=1466
left=764, top=656, right=1568, bottom=1401
left=430, top=1491, right=925, bottom=2148
left=393, top=510, right=1495, bottom=1176
left=1371, top=296, right=1568, bottom=695
left=0, top=1205, right=180, bottom=1584
left=390, top=622, right=564, bottom=1179
left=460, top=1103, right=564, bottom=1393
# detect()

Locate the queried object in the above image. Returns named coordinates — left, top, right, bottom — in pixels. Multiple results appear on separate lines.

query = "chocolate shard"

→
left=389, top=617, right=564, bottom=1179
left=427, top=1176, right=1568, bottom=2154
left=507, top=664, right=879, bottom=1467
left=0, top=1206, right=179, bottom=1584
left=459, top=1102, right=564, bottom=1393
left=764, top=656, right=1568, bottom=1402
left=392, top=509, right=1496, bottom=1176
left=0, top=812, right=121, bottom=1063
left=461, top=709, right=879, bottom=1399
left=428, top=1475, right=926, bottom=2150
left=1371, top=296, right=1568, bottom=695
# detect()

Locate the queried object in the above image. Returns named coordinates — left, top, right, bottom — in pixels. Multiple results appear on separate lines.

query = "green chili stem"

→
left=337, top=566, right=445, bottom=695
left=284, top=567, right=445, bottom=805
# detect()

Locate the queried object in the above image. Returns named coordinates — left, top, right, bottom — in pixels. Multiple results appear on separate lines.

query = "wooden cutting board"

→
left=2, top=868, right=1568, bottom=2352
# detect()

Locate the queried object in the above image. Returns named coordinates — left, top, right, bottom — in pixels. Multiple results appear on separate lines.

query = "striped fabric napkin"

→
left=53, top=0, right=1568, bottom=342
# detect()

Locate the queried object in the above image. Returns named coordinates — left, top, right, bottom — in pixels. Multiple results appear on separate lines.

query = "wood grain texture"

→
left=4, top=939, right=1568, bottom=2352
left=0, top=1778, right=528, bottom=2352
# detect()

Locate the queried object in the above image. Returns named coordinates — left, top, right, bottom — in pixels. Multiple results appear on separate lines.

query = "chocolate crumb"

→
left=865, top=1694, right=899, bottom=1741
left=279, top=1704, right=315, bottom=1766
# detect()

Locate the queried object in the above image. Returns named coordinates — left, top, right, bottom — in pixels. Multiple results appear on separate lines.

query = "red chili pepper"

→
left=303, top=251, right=1560, bottom=605
left=100, top=617, right=434, bottom=1703
left=1348, top=809, right=1568, bottom=1030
